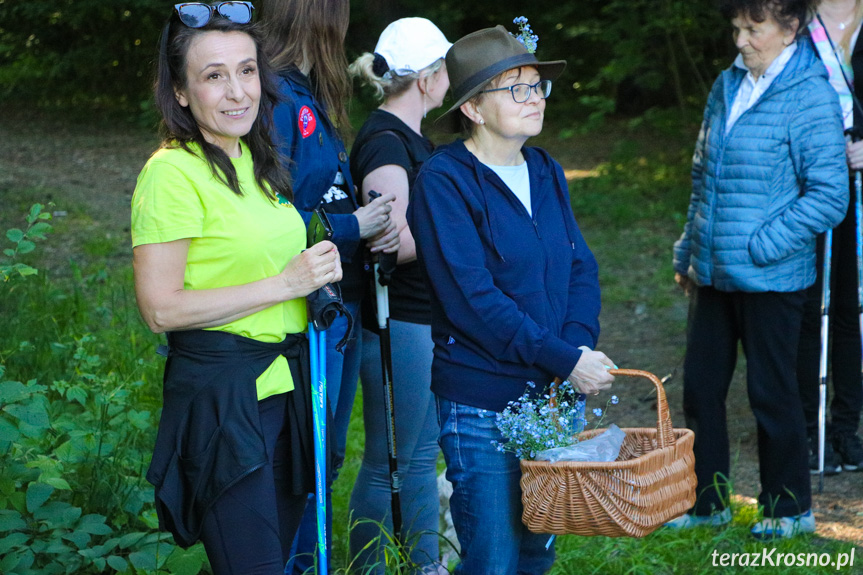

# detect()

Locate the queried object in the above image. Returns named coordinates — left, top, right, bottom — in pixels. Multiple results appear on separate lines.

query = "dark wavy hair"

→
left=259, top=0, right=351, bottom=132
left=155, top=13, right=292, bottom=200
left=719, top=0, right=812, bottom=32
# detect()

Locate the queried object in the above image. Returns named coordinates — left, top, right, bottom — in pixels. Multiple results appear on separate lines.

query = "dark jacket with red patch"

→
left=272, top=67, right=360, bottom=260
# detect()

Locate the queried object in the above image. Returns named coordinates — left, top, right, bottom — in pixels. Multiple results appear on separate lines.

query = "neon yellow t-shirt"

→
left=131, top=141, right=306, bottom=400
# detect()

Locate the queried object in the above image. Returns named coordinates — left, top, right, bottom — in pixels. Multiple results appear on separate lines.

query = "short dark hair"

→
left=154, top=13, right=292, bottom=200
left=719, top=0, right=812, bottom=32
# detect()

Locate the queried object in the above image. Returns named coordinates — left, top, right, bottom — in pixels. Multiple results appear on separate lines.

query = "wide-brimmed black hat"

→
left=440, top=25, right=566, bottom=120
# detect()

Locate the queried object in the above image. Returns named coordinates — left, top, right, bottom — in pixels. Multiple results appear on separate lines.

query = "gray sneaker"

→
left=808, top=435, right=842, bottom=475
left=833, top=432, right=863, bottom=471
left=664, top=508, right=731, bottom=529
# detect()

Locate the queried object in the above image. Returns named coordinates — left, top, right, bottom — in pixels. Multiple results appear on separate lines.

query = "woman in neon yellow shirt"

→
left=130, top=4, right=339, bottom=573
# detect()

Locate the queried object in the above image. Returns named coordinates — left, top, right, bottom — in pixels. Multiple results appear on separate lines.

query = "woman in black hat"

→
left=407, top=24, right=616, bottom=574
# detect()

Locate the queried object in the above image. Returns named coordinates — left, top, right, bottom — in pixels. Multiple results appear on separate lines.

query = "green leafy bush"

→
left=1, top=204, right=52, bottom=282
left=0, top=206, right=207, bottom=574
left=0, top=1, right=165, bottom=112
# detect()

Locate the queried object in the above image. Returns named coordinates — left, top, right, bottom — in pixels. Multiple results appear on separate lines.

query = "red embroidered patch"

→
left=298, top=106, right=317, bottom=138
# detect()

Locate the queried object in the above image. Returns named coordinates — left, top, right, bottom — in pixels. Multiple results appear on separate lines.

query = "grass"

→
left=2, top=111, right=861, bottom=573
left=553, top=512, right=860, bottom=575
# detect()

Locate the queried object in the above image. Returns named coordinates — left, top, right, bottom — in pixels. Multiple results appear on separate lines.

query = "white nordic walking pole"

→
left=818, top=229, right=833, bottom=494
left=367, top=189, right=403, bottom=543
left=374, top=260, right=403, bottom=544
left=856, top=168, right=863, bottom=384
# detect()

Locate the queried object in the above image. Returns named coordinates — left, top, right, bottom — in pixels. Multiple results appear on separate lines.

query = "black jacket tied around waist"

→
left=146, top=329, right=331, bottom=548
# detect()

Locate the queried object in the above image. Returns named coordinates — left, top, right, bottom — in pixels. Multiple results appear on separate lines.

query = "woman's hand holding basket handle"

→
left=566, top=346, right=615, bottom=396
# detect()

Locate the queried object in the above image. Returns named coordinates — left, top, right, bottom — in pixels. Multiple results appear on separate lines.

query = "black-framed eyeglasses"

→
left=174, top=2, right=255, bottom=28
left=480, top=80, right=552, bottom=103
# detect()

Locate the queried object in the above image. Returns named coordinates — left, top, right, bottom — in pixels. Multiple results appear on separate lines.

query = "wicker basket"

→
left=519, top=369, right=696, bottom=537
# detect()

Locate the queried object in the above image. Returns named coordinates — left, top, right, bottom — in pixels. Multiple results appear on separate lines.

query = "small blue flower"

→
left=593, top=408, right=603, bottom=417
left=510, top=16, right=539, bottom=53
left=526, top=380, right=536, bottom=388
left=611, top=395, right=619, bottom=405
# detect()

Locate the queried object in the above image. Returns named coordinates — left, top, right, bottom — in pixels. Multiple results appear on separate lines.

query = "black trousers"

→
left=200, top=392, right=308, bottom=575
left=683, top=287, right=811, bottom=518
left=797, top=187, right=863, bottom=437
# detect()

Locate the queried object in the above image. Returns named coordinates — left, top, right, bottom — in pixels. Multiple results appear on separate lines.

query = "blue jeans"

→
left=289, top=300, right=362, bottom=574
left=437, top=397, right=555, bottom=575
left=349, top=322, right=440, bottom=573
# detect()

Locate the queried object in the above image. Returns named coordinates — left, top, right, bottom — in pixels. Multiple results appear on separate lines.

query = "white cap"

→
left=374, top=17, right=452, bottom=77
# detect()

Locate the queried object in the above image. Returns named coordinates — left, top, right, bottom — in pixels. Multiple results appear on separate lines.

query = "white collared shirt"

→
left=726, top=42, right=798, bottom=134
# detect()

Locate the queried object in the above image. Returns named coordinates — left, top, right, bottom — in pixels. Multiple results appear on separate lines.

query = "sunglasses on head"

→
left=173, top=2, right=255, bottom=28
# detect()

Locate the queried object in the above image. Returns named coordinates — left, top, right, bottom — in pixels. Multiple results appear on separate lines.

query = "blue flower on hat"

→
left=512, top=16, right=539, bottom=54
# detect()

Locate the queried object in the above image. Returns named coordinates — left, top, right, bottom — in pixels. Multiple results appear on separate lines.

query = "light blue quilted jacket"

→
left=673, top=39, right=849, bottom=292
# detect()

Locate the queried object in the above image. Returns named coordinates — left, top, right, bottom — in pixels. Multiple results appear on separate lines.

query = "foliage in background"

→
left=0, top=206, right=208, bottom=574
left=2, top=204, right=53, bottom=282
left=566, top=122, right=696, bottom=311
left=1, top=0, right=731, bottom=120
left=569, top=0, right=727, bottom=116
left=0, top=1, right=165, bottom=116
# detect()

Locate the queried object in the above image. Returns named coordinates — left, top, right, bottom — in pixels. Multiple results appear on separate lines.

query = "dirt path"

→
left=0, top=112, right=157, bottom=274
left=600, top=300, right=863, bottom=545
left=2, top=109, right=861, bottom=545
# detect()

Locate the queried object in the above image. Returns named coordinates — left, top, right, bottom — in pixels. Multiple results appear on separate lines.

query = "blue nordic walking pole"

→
left=305, top=207, right=334, bottom=575
left=308, top=324, right=328, bottom=574
left=818, top=229, right=833, bottom=494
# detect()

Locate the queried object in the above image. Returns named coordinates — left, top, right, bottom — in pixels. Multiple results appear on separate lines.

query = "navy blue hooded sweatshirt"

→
left=408, top=140, right=601, bottom=412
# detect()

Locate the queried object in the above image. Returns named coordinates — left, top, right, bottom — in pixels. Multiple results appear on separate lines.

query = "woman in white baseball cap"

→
left=347, top=17, right=451, bottom=574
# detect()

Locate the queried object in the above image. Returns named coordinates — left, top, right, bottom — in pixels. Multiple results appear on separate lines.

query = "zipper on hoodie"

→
left=477, top=161, right=534, bottom=262
left=523, top=175, right=556, bottom=321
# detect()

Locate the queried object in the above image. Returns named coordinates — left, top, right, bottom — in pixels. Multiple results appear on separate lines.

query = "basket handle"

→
left=552, top=369, right=675, bottom=449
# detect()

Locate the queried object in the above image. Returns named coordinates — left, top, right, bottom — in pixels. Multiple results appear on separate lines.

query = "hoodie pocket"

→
left=510, top=291, right=551, bottom=331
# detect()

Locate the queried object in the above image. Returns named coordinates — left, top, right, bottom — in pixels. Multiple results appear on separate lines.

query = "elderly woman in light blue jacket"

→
left=670, top=0, right=848, bottom=540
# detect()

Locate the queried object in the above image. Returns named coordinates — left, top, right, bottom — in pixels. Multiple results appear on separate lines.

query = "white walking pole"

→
left=818, top=230, right=833, bottom=494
